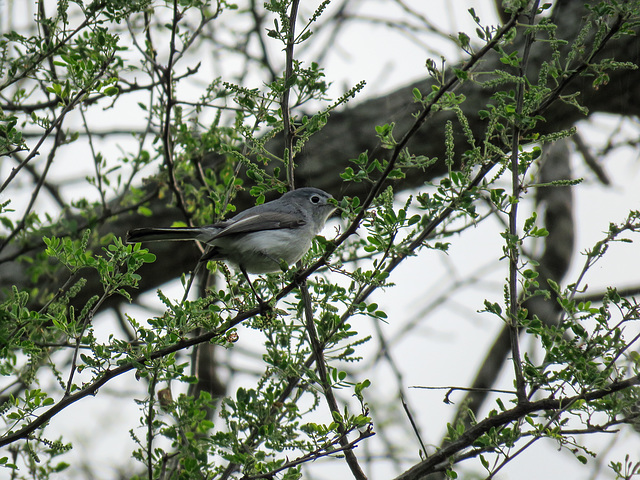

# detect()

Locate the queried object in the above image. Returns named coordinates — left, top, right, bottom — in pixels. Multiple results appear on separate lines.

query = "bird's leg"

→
left=239, top=265, right=270, bottom=313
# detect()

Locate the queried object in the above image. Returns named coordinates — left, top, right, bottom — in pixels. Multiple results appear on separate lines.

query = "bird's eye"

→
left=310, top=195, right=321, bottom=204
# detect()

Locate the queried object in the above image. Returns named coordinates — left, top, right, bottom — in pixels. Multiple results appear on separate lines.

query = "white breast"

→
left=212, top=229, right=313, bottom=273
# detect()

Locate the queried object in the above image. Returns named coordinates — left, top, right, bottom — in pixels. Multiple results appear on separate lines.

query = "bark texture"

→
left=1, top=0, right=637, bottom=309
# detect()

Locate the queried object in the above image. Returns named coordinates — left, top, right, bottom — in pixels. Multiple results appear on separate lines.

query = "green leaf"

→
left=141, top=252, right=156, bottom=263
left=453, top=68, right=468, bottom=81
left=137, top=206, right=153, bottom=217
left=387, top=169, right=406, bottom=179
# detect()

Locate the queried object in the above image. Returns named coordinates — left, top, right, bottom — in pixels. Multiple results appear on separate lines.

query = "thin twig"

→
left=507, top=0, right=540, bottom=405
left=0, top=6, right=99, bottom=92
left=300, top=280, right=368, bottom=480
left=0, top=124, right=65, bottom=252
left=281, top=0, right=301, bottom=190
left=64, top=287, right=111, bottom=396
left=147, top=369, right=158, bottom=480
left=401, top=394, right=428, bottom=457
left=393, top=374, right=640, bottom=480
left=0, top=306, right=258, bottom=447
left=0, top=184, right=161, bottom=264
left=0, top=51, right=116, bottom=198
left=80, top=106, right=108, bottom=210
left=160, top=0, right=190, bottom=220
left=273, top=10, right=525, bottom=307
left=240, top=429, right=374, bottom=480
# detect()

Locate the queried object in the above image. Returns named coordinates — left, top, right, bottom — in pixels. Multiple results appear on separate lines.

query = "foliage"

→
left=1, top=0, right=640, bottom=479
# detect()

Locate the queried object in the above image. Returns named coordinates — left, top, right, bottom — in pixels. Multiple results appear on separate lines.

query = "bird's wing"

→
left=211, top=211, right=305, bottom=239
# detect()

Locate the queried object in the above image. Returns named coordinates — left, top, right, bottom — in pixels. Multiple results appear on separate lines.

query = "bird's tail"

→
left=126, top=227, right=204, bottom=244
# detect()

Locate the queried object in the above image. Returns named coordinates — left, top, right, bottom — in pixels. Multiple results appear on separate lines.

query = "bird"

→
left=126, top=187, right=336, bottom=301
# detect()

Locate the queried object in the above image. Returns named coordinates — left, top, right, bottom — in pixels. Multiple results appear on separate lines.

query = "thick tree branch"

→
left=1, top=0, right=637, bottom=309
left=394, top=374, right=640, bottom=480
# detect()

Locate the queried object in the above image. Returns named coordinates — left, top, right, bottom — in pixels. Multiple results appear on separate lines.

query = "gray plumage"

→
left=126, top=188, right=336, bottom=274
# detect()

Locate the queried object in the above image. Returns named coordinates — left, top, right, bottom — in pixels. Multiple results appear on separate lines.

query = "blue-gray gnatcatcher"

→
left=126, top=188, right=336, bottom=280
